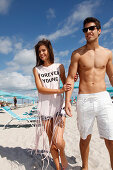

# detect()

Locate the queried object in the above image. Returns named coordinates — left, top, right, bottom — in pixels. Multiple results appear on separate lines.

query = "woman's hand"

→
left=60, top=83, right=72, bottom=93
left=74, top=73, right=79, bottom=82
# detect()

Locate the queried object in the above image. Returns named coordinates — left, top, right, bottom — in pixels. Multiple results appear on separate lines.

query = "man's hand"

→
left=65, top=102, right=72, bottom=117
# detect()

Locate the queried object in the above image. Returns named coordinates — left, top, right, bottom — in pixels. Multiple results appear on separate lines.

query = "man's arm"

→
left=65, top=51, right=79, bottom=117
left=106, top=51, right=113, bottom=86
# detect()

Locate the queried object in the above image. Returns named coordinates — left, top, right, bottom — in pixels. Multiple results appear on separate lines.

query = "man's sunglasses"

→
left=82, top=26, right=97, bottom=33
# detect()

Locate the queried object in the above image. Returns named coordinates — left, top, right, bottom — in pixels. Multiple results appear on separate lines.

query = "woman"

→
left=33, top=39, right=71, bottom=170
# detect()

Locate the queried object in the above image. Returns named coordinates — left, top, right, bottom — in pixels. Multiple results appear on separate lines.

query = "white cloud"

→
left=102, top=28, right=113, bottom=35
left=79, top=37, right=86, bottom=44
left=0, top=36, right=24, bottom=54
left=0, top=36, right=36, bottom=75
left=103, top=17, right=113, bottom=29
left=0, top=0, right=13, bottom=14
left=6, top=48, right=69, bottom=75
left=64, top=59, right=72, bottom=75
left=0, top=37, right=12, bottom=54
left=46, top=8, right=56, bottom=19
left=54, top=57, right=60, bottom=63
left=0, top=71, right=35, bottom=91
left=38, top=26, right=78, bottom=41
left=0, top=39, right=35, bottom=93
left=14, top=42, right=22, bottom=50
left=13, top=49, right=35, bottom=65
left=58, top=50, right=69, bottom=57
left=54, top=50, right=70, bottom=64
left=37, top=0, right=101, bottom=41
left=64, top=0, right=100, bottom=28
left=6, top=48, right=36, bottom=74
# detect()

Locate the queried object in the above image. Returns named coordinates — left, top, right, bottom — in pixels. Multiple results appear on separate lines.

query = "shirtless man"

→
left=65, top=17, right=113, bottom=170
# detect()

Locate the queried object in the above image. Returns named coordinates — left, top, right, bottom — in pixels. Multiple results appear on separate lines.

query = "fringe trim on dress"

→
left=35, top=107, right=66, bottom=170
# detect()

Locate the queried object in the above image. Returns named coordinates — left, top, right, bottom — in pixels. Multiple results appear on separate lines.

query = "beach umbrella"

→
left=9, top=92, right=24, bottom=98
left=106, top=87, right=113, bottom=92
left=0, top=91, right=35, bottom=104
left=0, top=90, right=12, bottom=97
left=110, top=93, right=113, bottom=97
left=0, top=97, right=13, bottom=102
left=10, top=93, right=35, bottom=100
left=10, top=93, right=35, bottom=104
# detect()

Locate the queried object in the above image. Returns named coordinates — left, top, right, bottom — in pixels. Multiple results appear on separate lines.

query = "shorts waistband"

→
left=77, top=91, right=110, bottom=100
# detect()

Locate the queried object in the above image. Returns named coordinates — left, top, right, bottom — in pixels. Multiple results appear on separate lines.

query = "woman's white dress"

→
left=35, top=63, right=66, bottom=163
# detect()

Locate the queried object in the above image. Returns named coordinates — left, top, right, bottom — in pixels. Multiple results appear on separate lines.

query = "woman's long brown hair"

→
left=35, top=39, right=54, bottom=66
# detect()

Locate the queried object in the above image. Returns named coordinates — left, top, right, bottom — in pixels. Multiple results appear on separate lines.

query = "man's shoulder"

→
left=72, top=45, right=85, bottom=57
left=100, top=46, right=112, bottom=55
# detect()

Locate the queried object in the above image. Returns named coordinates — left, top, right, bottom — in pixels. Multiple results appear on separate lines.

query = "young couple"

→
left=33, top=17, right=113, bottom=170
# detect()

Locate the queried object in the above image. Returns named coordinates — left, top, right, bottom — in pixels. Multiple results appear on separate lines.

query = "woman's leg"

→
left=52, top=116, right=68, bottom=169
left=43, top=119, right=61, bottom=170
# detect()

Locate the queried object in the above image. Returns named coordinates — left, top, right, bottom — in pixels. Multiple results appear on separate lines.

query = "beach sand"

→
left=0, top=104, right=111, bottom=170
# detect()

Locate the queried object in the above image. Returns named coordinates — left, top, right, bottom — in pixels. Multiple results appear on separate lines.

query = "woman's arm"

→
left=33, top=67, right=70, bottom=94
left=59, top=64, right=72, bottom=91
left=59, top=64, right=66, bottom=85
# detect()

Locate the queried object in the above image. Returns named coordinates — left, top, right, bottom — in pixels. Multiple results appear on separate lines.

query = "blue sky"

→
left=0, top=0, right=113, bottom=97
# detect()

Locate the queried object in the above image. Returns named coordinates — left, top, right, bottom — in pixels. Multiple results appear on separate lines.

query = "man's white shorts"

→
left=77, top=91, right=113, bottom=140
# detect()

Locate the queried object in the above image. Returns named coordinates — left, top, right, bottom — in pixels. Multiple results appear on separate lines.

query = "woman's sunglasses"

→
left=82, top=26, right=97, bottom=33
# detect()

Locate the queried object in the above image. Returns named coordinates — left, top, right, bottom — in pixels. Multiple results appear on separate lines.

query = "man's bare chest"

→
left=78, top=54, right=108, bottom=70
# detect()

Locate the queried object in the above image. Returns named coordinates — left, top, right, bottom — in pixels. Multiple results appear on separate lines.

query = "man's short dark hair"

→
left=83, top=17, right=101, bottom=30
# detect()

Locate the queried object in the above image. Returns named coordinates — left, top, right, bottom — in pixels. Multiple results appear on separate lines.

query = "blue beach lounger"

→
left=2, top=106, right=38, bottom=129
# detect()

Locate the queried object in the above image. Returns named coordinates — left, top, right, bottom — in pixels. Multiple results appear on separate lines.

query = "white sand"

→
left=0, top=104, right=111, bottom=170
